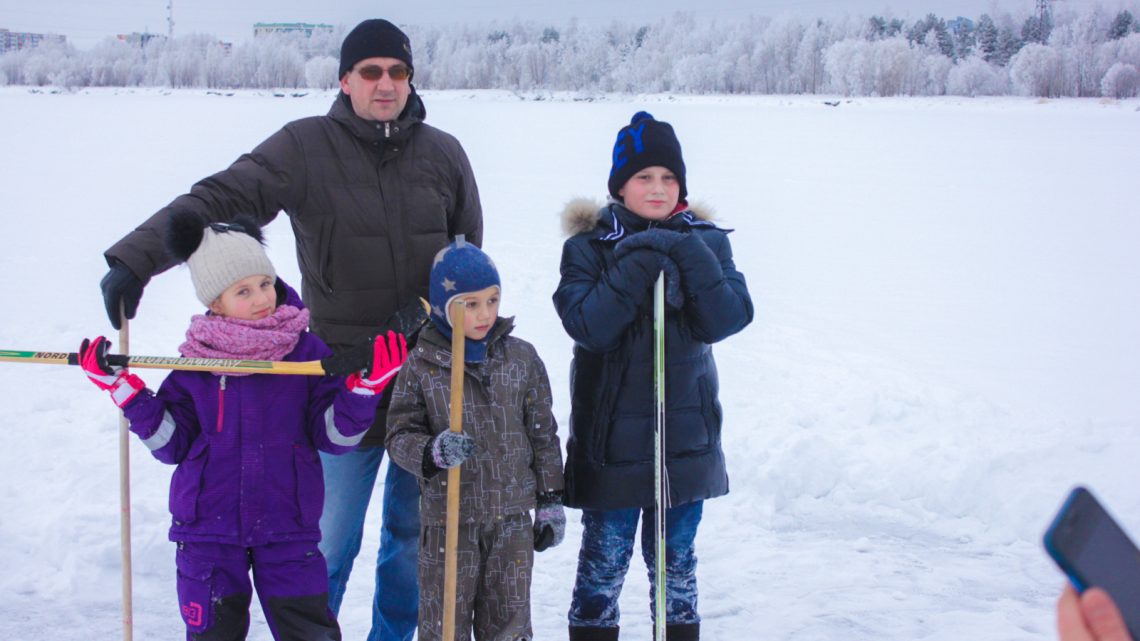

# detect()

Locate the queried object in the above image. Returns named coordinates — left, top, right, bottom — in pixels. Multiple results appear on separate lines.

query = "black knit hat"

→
left=339, top=19, right=413, bottom=79
left=608, top=111, right=687, bottom=201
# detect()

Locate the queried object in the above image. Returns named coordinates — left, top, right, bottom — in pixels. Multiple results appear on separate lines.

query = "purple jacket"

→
left=122, top=297, right=378, bottom=546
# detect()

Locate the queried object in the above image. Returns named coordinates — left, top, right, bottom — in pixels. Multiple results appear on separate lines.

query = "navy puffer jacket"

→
left=553, top=200, right=753, bottom=510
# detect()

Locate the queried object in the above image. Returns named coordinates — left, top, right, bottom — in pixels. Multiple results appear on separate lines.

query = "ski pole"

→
left=0, top=349, right=327, bottom=376
left=653, top=272, right=669, bottom=641
left=118, top=306, right=134, bottom=641
left=442, top=298, right=466, bottom=641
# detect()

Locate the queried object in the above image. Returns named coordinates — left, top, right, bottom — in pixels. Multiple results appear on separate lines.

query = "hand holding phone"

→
left=1044, top=486, right=1140, bottom=640
left=1059, top=584, right=1134, bottom=641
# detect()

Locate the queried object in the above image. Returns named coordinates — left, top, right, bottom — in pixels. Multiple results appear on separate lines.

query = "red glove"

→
left=345, top=331, right=408, bottom=395
left=78, top=336, right=145, bottom=408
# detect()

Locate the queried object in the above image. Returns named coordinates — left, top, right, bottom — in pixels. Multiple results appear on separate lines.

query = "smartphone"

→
left=1043, top=486, right=1140, bottom=638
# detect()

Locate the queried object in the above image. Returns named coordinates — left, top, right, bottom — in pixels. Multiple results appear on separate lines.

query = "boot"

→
left=569, top=625, right=620, bottom=641
left=666, top=622, right=699, bottom=641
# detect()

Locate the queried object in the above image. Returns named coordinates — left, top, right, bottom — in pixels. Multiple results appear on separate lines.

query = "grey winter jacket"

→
left=105, top=91, right=482, bottom=446
left=385, top=320, right=564, bottom=526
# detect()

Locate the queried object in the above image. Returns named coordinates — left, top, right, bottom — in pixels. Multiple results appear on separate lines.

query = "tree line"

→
left=2, top=7, right=1139, bottom=98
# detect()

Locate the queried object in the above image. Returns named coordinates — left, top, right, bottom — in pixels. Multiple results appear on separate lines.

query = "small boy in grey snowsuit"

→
left=386, top=239, right=565, bottom=641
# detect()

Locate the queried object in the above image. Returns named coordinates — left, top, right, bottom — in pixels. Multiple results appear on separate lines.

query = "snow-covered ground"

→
left=1, top=87, right=1137, bottom=640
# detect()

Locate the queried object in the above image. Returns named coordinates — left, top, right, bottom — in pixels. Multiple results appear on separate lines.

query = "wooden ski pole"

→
left=653, top=273, right=668, bottom=641
left=118, top=306, right=134, bottom=641
left=442, top=299, right=466, bottom=641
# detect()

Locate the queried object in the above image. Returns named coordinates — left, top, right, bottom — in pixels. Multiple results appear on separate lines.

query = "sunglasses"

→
left=355, top=64, right=411, bottom=82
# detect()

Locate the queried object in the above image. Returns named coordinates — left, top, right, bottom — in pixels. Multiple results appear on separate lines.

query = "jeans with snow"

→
left=319, top=447, right=420, bottom=641
left=568, top=501, right=703, bottom=629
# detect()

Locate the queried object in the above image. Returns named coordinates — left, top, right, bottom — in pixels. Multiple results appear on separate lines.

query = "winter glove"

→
left=78, top=336, right=145, bottom=408
left=614, top=230, right=685, bottom=309
left=668, top=232, right=722, bottom=276
left=619, top=228, right=686, bottom=254
left=533, top=492, right=566, bottom=552
left=100, top=260, right=145, bottom=330
left=321, top=299, right=428, bottom=376
left=344, top=331, right=408, bottom=395
left=429, top=431, right=475, bottom=469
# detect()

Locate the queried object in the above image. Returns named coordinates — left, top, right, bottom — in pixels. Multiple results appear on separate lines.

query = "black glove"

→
left=321, top=334, right=376, bottom=377
left=321, top=299, right=430, bottom=376
left=100, top=260, right=145, bottom=330
left=386, top=297, right=431, bottom=347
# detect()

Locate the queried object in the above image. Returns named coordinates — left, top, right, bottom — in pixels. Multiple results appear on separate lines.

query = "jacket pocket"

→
left=169, top=442, right=208, bottom=525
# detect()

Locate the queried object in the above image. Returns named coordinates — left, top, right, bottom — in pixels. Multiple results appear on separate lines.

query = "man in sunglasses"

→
left=97, top=18, right=482, bottom=641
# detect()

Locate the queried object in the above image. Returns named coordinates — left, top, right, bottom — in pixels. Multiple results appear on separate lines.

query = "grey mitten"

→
left=430, top=431, right=475, bottom=469
left=533, top=493, right=566, bottom=552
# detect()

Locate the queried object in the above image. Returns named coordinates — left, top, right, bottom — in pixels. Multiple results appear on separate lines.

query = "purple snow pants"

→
left=175, top=540, right=340, bottom=641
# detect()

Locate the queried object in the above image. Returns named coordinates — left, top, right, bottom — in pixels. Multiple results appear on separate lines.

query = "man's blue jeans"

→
left=320, top=447, right=420, bottom=641
left=568, top=501, right=703, bottom=629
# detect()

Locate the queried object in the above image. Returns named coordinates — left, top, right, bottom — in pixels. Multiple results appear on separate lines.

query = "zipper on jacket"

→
left=384, top=122, right=390, bottom=138
left=216, top=375, right=227, bottom=433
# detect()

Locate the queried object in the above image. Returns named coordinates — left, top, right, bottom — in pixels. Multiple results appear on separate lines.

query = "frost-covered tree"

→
left=1052, top=11, right=1108, bottom=97
left=304, top=55, right=338, bottom=90
left=1109, top=11, right=1136, bottom=40
left=908, top=14, right=955, bottom=59
left=5, top=9, right=1140, bottom=96
left=796, top=19, right=831, bottom=93
left=84, top=38, right=143, bottom=86
left=1009, top=42, right=1064, bottom=96
left=1022, top=14, right=1053, bottom=45
left=867, top=16, right=904, bottom=40
left=1101, top=61, right=1139, bottom=96
left=824, top=36, right=922, bottom=96
left=946, top=55, right=1007, bottom=95
left=976, top=14, right=1001, bottom=63
left=952, top=19, right=977, bottom=60
left=996, top=25, right=1024, bottom=66
left=823, top=38, right=868, bottom=95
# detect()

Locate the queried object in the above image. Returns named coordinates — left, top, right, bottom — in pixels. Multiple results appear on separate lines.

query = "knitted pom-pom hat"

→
left=166, top=212, right=276, bottom=307
left=608, top=111, right=687, bottom=201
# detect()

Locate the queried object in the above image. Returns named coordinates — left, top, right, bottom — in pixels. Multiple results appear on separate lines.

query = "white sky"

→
left=4, top=0, right=1130, bottom=49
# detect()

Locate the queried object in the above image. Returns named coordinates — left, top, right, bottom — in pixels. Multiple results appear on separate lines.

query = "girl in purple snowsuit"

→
left=78, top=213, right=407, bottom=641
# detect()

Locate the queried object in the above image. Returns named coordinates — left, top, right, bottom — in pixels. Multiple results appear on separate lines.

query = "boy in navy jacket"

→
left=553, top=112, right=754, bottom=641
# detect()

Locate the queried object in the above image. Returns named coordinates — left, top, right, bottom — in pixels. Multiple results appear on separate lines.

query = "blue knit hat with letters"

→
left=608, top=111, right=687, bottom=201
left=429, top=237, right=501, bottom=362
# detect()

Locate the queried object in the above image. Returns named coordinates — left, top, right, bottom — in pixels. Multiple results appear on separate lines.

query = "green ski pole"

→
left=653, top=272, right=669, bottom=641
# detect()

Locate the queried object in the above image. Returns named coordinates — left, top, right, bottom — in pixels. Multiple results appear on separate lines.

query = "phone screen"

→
left=1044, top=486, right=1140, bottom=637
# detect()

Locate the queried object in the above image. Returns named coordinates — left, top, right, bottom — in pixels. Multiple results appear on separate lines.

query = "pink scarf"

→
left=180, top=305, right=311, bottom=375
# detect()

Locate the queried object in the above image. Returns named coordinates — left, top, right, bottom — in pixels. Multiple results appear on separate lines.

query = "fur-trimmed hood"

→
left=560, top=198, right=716, bottom=237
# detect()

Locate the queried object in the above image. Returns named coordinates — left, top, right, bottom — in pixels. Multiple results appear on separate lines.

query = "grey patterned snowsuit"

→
left=385, top=319, right=563, bottom=641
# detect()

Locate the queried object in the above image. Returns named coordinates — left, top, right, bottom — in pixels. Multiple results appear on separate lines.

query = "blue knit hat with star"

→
left=429, top=236, right=501, bottom=361
left=608, top=111, right=687, bottom=201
